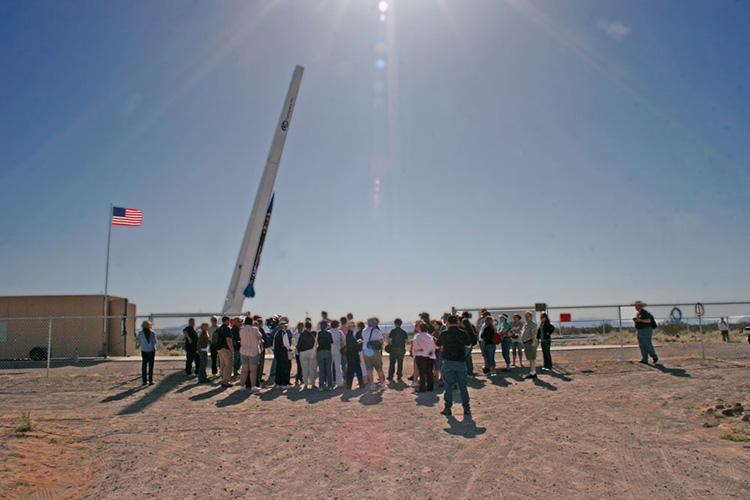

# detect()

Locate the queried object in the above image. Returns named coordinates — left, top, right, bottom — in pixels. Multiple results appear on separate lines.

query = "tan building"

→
left=0, top=295, right=137, bottom=360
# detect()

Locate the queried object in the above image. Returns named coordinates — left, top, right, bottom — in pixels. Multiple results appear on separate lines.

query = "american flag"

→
left=111, top=207, right=142, bottom=226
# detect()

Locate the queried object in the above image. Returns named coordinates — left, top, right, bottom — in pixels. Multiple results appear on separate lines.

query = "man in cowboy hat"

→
left=632, top=300, right=659, bottom=364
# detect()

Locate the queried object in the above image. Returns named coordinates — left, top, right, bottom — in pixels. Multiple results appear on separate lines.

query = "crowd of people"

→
left=136, top=307, right=568, bottom=416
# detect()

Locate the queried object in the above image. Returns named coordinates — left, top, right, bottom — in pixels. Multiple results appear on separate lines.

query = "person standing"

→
left=231, top=317, right=243, bottom=377
left=412, top=323, right=436, bottom=392
left=719, top=317, right=730, bottom=342
left=208, top=316, right=220, bottom=376
left=297, top=321, right=317, bottom=389
left=217, top=316, right=235, bottom=387
left=497, top=314, right=513, bottom=372
left=292, top=321, right=304, bottom=385
left=461, top=317, right=478, bottom=377
left=356, top=321, right=369, bottom=386
left=521, top=311, right=538, bottom=379
left=254, top=315, right=268, bottom=384
left=197, top=322, right=210, bottom=383
left=362, top=317, right=386, bottom=390
left=633, top=300, right=658, bottom=365
left=182, top=318, right=200, bottom=376
left=137, top=320, right=157, bottom=386
left=436, top=315, right=472, bottom=416
left=345, top=321, right=364, bottom=388
left=239, top=316, right=264, bottom=391
left=537, top=312, right=555, bottom=371
left=480, top=316, right=497, bottom=375
left=387, top=318, right=408, bottom=381
left=329, top=320, right=346, bottom=388
left=316, top=321, right=334, bottom=391
left=273, top=320, right=293, bottom=388
left=510, top=313, right=524, bottom=368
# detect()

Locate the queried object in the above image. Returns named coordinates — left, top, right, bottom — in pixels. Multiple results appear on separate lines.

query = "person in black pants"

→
left=345, top=324, right=364, bottom=388
left=273, top=322, right=292, bottom=387
left=387, top=318, right=408, bottom=381
left=209, top=316, right=219, bottom=376
left=537, top=312, right=555, bottom=371
left=183, top=318, right=200, bottom=376
left=137, top=321, right=157, bottom=386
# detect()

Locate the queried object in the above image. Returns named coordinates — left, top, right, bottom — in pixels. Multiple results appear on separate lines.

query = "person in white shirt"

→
left=718, top=318, right=730, bottom=342
left=362, top=317, right=386, bottom=389
left=412, top=323, right=437, bottom=392
left=329, top=320, right=346, bottom=388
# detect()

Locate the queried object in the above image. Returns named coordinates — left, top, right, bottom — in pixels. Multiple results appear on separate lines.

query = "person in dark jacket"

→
left=273, top=321, right=292, bottom=388
left=316, top=321, right=334, bottom=390
left=345, top=322, right=364, bottom=388
left=633, top=300, right=658, bottom=365
left=182, top=318, right=200, bottom=376
left=387, top=318, right=408, bottom=381
left=537, top=312, right=555, bottom=371
left=297, top=321, right=317, bottom=389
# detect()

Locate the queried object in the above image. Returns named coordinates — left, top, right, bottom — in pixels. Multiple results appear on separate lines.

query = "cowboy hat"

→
left=631, top=300, right=647, bottom=307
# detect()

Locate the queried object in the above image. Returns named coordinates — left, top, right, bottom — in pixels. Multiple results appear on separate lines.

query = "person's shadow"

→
left=216, top=389, right=253, bottom=407
left=359, top=390, right=383, bottom=406
left=532, top=377, right=558, bottom=391
left=415, top=391, right=440, bottom=407
left=100, top=385, right=146, bottom=403
left=652, top=363, right=691, bottom=378
left=443, top=415, right=486, bottom=438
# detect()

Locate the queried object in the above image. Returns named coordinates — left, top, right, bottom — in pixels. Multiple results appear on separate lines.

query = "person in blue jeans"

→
left=436, top=315, right=472, bottom=416
left=497, top=314, right=513, bottom=372
left=461, top=317, right=478, bottom=377
left=632, top=301, right=658, bottom=364
left=479, top=315, right=497, bottom=374
left=136, top=321, right=157, bottom=386
left=316, top=322, right=334, bottom=390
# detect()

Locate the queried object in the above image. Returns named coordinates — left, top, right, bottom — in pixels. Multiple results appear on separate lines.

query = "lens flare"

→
left=376, top=59, right=386, bottom=69
left=378, top=2, right=389, bottom=13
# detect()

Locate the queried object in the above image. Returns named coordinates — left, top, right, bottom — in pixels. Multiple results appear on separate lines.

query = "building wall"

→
left=0, top=295, right=137, bottom=359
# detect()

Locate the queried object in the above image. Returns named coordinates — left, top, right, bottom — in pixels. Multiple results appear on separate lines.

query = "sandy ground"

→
left=1, top=343, right=748, bottom=499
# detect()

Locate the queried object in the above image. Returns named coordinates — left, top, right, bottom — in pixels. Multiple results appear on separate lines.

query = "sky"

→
left=1, top=0, right=749, bottom=321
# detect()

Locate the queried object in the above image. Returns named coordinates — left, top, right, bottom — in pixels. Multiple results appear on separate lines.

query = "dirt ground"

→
left=1, top=343, right=748, bottom=499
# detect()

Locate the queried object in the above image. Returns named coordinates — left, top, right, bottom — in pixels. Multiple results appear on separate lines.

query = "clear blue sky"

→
left=1, top=0, right=749, bottom=320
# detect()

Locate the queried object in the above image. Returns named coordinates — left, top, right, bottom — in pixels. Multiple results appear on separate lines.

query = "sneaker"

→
left=239, top=386, right=247, bottom=391
left=524, top=373, right=537, bottom=379
left=463, top=408, right=471, bottom=416
left=440, top=408, right=452, bottom=416
left=251, top=386, right=260, bottom=391
left=148, top=381, right=154, bottom=385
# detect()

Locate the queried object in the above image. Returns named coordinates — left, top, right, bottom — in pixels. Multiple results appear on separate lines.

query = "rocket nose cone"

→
left=243, top=284, right=256, bottom=298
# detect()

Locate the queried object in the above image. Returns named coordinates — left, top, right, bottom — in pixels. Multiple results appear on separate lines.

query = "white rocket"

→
left=222, top=65, right=304, bottom=315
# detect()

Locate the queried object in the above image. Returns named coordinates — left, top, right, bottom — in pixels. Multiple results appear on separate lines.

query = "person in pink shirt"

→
left=239, top=316, right=264, bottom=391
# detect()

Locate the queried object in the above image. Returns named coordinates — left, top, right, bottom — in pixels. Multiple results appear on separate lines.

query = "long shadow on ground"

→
left=115, top=371, right=185, bottom=415
left=443, top=415, right=486, bottom=438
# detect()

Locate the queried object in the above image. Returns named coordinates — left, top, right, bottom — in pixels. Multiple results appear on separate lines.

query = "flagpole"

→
left=103, top=204, right=112, bottom=357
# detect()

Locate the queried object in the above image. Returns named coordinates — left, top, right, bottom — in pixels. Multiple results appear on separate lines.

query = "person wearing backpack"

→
left=633, top=300, right=659, bottom=365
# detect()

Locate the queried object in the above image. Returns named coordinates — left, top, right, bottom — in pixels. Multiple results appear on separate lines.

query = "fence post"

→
left=618, top=307, right=624, bottom=361
left=46, top=318, right=52, bottom=378
left=699, top=315, right=705, bottom=360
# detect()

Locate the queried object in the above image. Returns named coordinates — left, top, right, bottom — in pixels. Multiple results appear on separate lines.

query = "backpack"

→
left=211, top=328, right=222, bottom=350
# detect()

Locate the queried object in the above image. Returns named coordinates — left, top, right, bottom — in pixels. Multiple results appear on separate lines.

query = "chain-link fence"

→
left=2, top=302, right=748, bottom=377
left=452, top=301, right=750, bottom=364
